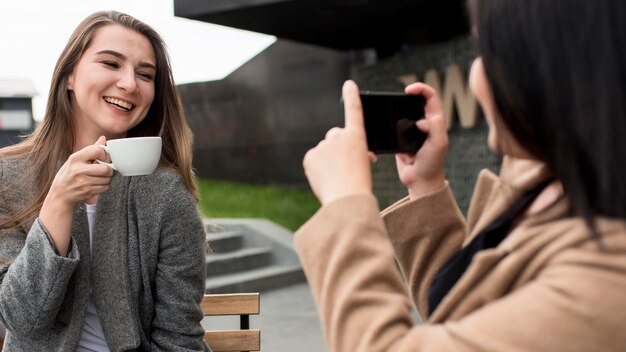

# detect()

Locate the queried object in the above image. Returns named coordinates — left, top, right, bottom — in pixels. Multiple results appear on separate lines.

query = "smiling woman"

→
left=68, top=24, right=157, bottom=146
left=0, top=11, right=210, bottom=351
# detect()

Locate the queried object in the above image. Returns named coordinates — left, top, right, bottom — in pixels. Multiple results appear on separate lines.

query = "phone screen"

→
left=358, top=91, right=426, bottom=154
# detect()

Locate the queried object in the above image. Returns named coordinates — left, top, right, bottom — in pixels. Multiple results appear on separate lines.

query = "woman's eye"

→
left=102, top=61, right=120, bottom=68
left=137, top=72, right=154, bottom=81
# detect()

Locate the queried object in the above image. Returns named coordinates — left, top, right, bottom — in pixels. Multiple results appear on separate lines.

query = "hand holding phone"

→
left=395, top=82, right=449, bottom=200
left=304, top=80, right=373, bottom=205
left=354, top=91, right=427, bottom=154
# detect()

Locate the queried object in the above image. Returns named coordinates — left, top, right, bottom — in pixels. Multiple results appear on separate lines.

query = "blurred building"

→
left=177, top=39, right=349, bottom=186
left=0, top=79, right=36, bottom=148
left=174, top=0, right=500, bottom=212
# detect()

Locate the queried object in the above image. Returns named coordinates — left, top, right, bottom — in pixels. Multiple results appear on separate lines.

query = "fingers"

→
left=416, top=119, right=430, bottom=133
left=68, top=152, right=113, bottom=176
left=395, top=153, right=415, bottom=165
left=70, top=137, right=111, bottom=164
left=82, top=174, right=113, bottom=186
left=342, top=80, right=365, bottom=133
left=368, top=152, right=377, bottom=164
left=66, top=137, right=114, bottom=177
left=325, top=127, right=342, bottom=140
left=48, top=138, right=116, bottom=208
left=84, top=163, right=115, bottom=177
left=63, top=162, right=113, bottom=181
left=404, top=82, right=448, bottom=150
left=404, top=82, right=443, bottom=118
left=74, top=144, right=108, bottom=163
left=83, top=184, right=111, bottom=200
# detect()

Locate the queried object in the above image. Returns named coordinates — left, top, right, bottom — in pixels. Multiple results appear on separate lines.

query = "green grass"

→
left=197, top=178, right=321, bottom=232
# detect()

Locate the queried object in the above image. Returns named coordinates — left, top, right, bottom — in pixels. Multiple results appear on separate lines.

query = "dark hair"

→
left=469, top=0, right=626, bottom=226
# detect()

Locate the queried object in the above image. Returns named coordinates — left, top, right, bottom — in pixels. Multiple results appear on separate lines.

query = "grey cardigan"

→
left=0, top=156, right=210, bottom=351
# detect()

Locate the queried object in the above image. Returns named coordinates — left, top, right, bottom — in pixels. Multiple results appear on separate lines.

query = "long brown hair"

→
left=0, top=11, right=197, bottom=229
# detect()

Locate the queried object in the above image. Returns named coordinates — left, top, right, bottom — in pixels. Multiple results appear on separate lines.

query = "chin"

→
left=101, top=127, right=131, bottom=139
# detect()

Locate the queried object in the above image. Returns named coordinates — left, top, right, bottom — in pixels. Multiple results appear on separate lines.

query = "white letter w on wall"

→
left=398, top=64, right=479, bottom=130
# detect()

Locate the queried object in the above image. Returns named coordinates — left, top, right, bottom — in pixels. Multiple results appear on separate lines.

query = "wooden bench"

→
left=202, top=293, right=261, bottom=352
left=0, top=293, right=261, bottom=352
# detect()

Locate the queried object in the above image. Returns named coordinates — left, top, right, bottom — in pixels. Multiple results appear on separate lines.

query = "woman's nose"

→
left=116, top=68, right=138, bottom=92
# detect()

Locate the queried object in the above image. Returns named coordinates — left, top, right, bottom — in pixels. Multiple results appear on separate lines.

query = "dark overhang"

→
left=174, top=0, right=470, bottom=56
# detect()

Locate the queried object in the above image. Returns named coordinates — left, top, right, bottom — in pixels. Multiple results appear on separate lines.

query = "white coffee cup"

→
left=96, top=137, right=162, bottom=176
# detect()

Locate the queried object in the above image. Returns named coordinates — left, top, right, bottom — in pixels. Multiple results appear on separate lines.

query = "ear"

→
left=67, top=72, right=75, bottom=91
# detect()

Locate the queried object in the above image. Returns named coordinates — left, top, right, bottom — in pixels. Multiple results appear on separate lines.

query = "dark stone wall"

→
left=178, top=35, right=501, bottom=213
left=177, top=39, right=350, bottom=187
left=0, top=97, right=34, bottom=148
left=352, top=35, right=501, bottom=212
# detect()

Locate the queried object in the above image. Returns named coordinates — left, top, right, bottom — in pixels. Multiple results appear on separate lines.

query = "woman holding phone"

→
left=0, top=11, right=209, bottom=350
left=296, top=0, right=626, bottom=350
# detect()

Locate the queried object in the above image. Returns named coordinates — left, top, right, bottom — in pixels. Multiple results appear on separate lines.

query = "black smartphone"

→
left=356, top=91, right=427, bottom=154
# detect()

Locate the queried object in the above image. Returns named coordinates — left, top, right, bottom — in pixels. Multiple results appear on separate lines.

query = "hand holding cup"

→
left=39, top=136, right=114, bottom=255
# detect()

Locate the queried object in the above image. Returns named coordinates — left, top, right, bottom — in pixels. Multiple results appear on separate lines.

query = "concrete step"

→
left=206, top=247, right=273, bottom=277
left=206, top=230, right=243, bottom=253
left=205, top=264, right=305, bottom=294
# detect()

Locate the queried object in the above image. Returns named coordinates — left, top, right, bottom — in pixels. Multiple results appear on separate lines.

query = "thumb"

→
left=93, top=136, right=109, bottom=162
left=95, top=135, right=107, bottom=146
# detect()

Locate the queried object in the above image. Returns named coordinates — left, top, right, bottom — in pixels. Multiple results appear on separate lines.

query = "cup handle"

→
left=95, top=145, right=116, bottom=171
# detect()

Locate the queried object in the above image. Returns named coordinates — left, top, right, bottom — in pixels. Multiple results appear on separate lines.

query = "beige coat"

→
left=295, top=157, right=626, bottom=351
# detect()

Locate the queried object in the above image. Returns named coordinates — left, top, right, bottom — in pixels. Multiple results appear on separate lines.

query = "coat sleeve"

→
left=148, top=176, right=210, bottom=351
left=382, top=184, right=467, bottom=318
left=0, top=218, right=79, bottom=334
left=294, top=193, right=626, bottom=352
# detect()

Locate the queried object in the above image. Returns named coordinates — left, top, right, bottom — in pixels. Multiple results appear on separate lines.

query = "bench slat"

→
left=202, top=293, right=260, bottom=316
left=204, top=329, right=260, bottom=351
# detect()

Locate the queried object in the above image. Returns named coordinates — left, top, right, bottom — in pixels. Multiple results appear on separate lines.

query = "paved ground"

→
left=202, top=282, right=326, bottom=351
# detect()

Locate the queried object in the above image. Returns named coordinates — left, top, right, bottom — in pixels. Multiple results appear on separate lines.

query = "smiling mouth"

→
left=103, top=97, right=134, bottom=112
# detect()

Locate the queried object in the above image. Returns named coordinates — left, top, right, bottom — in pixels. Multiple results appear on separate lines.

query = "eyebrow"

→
left=95, top=50, right=157, bottom=70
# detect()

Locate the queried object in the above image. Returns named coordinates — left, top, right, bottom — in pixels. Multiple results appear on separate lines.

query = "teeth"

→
left=104, top=97, right=133, bottom=110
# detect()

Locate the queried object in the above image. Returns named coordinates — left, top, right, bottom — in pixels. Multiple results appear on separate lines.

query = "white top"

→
left=76, top=203, right=110, bottom=352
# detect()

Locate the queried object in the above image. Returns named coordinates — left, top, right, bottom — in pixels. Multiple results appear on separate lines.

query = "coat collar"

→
left=466, top=156, right=553, bottom=241
left=430, top=157, right=561, bottom=322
